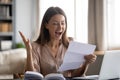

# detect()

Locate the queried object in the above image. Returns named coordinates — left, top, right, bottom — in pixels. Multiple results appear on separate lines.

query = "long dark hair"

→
left=35, top=6, right=70, bottom=48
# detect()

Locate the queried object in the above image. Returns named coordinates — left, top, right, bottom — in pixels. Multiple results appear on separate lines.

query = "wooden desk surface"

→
left=94, top=51, right=105, bottom=55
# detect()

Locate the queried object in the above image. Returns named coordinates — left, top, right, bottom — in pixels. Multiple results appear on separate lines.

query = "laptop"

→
left=73, top=50, right=120, bottom=80
left=98, top=50, right=120, bottom=80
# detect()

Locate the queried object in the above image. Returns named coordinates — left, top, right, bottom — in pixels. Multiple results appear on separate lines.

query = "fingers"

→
left=19, top=31, right=30, bottom=48
left=27, top=39, right=32, bottom=50
left=19, top=31, right=27, bottom=43
left=85, top=54, right=97, bottom=59
left=84, top=54, right=97, bottom=64
left=19, top=31, right=32, bottom=52
left=88, top=57, right=96, bottom=63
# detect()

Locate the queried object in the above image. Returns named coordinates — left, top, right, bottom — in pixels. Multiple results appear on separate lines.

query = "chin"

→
left=55, top=37, right=62, bottom=40
left=55, top=38, right=61, bottom=41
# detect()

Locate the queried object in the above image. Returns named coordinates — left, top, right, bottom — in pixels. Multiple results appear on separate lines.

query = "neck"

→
left=47, top=40, right=60, bottom=48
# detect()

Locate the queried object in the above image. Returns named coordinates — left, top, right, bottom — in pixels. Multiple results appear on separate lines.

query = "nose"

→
left=57, top=23, right=62, bottom=29
left=59, top=23, right=63, bottom=28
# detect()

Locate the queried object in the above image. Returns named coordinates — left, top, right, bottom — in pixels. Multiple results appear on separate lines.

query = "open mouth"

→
left=55, top=31, right=62, bottom=37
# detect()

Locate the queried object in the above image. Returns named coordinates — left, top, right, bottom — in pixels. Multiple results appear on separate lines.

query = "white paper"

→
left=72, top=75, right=99, bottom=79
left=58, top=41, right=96, bottom=72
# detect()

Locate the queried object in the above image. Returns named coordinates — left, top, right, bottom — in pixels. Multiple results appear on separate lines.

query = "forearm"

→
left=26, top=50, right=34, bottom=71
left=71, top=62, right=89, bottom=77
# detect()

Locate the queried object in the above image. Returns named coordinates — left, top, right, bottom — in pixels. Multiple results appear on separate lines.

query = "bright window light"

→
left=39, top=0, right=88, bottom=43
left=105, top=0, right=120, bottom=49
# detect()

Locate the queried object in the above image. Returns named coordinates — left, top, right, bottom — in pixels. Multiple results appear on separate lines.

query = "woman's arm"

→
left=19, top=31, right=34, bottom=71
left=70, top=62, right=89, bottom=77
left=26, top=49, right=34, bottom=71
left=71, top=54, right=97, bottom=77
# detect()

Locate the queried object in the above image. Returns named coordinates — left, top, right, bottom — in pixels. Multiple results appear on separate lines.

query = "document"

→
left=58, top=41, right=96, bottom=72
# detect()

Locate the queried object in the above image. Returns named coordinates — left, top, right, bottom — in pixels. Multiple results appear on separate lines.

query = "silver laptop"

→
left=98, top=50, right=120, bottom=80
left=73, top=50, right=120, bottom=80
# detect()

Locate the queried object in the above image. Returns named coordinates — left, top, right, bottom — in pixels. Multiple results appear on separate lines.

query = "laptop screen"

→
left=99, top=50, right=120, bottom=80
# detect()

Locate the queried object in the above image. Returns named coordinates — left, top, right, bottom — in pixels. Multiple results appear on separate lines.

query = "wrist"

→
left=83, top=61, right=90, bottom=66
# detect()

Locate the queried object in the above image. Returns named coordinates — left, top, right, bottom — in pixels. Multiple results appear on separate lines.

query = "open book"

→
left=24, top=71, right=66, bottom=80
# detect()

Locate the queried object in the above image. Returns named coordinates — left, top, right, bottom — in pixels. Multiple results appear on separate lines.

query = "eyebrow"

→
left=52, top=20, right=65, bottom=22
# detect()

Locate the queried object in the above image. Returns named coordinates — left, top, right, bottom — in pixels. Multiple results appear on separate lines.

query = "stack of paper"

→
left=58, top=41, right=96, bottom=72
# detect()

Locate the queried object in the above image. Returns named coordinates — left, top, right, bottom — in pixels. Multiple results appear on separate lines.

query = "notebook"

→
left=73, top=50, right=120, bottom=80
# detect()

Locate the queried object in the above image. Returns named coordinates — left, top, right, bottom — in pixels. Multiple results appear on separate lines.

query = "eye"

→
left=53, top=22, right=58, bottom=25
left=61, top=22, right=65, bottom=25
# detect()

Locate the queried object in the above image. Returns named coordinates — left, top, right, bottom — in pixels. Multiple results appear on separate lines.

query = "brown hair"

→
left=35, top=6, right=70, bottom=48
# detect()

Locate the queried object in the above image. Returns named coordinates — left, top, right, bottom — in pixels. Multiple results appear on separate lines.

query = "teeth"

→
left=56, top=32, right=61, bottom=34
left=55, top=32, right=62, bottom=35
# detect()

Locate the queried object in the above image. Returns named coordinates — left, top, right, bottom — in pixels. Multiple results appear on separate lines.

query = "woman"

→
left=19, top=6, right=96, bottom=77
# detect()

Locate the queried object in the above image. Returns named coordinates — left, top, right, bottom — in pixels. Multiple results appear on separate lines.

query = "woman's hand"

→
left=84, top=54, right=97, bottom=64
left=19, top=31, right=34, bottom=71
left=19, top=31, right=32, bottom=52
left=71, top=54, right=97, bottom=77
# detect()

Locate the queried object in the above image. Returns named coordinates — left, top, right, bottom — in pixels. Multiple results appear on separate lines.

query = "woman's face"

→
left=46, top=14, right=66, bottom=40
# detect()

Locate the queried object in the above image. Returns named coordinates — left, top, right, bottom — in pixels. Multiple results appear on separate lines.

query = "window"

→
left=104, top=0, right=120, bottom=49
left=39, top=0, right=88, bottom=43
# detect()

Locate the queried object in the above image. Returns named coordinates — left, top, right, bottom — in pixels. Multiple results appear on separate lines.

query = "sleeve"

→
left=31, top=42, right=41, bottom=73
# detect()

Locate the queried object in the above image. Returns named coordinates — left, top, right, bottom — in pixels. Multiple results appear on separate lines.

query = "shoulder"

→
left=31, top=42, right=39, bottom=47
left=31, top=42, right=42, bottom=57
left=68, top=37, right=74, bottom=41
left=31, top=42, right=42, bottom=50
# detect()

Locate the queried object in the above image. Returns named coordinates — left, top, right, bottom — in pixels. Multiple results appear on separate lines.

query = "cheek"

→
left=63, top=26, right=66, bottom=32
left=48, top=28, right=56, bottom=35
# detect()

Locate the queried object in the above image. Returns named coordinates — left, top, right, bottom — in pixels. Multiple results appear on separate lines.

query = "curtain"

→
left=88, top=0, right=120, bottom=51
left=88, top=0, right=107, bottom=51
